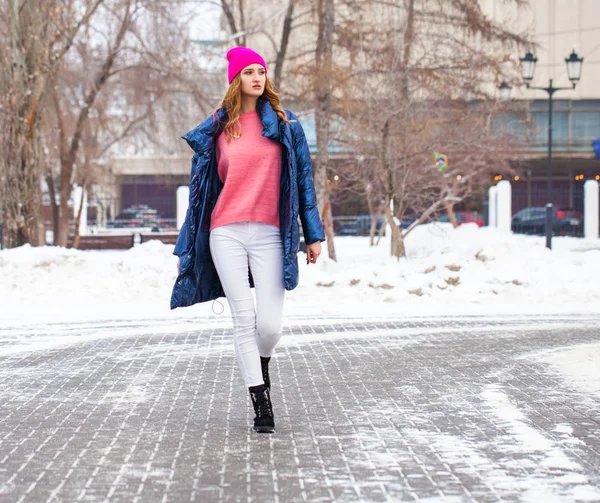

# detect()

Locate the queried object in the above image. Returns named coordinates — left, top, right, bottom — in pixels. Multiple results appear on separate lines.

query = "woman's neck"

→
left=240, top=95, right=259, bottom=114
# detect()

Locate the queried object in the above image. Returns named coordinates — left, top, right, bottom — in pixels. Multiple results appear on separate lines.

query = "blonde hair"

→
left=218, top=74, right=289, bottom=142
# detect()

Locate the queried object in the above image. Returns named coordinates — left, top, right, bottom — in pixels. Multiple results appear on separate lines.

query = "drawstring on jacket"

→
left=212, top=299, right=225, bottom=315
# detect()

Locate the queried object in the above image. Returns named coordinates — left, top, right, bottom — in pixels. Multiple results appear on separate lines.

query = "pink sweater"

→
left=210, top=110, right=282, bottom=231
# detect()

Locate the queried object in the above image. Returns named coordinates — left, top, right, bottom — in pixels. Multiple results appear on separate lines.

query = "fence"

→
left=511, top=185, right=585, bottom=237
left=488, top=179, right=600, bottom=239
left=66, top=232, right=178, bottom=250
left=332, top=215, right=385, bottom=236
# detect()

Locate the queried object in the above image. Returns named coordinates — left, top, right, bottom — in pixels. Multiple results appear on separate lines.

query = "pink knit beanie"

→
left=226, top=47, right=267, bottom=84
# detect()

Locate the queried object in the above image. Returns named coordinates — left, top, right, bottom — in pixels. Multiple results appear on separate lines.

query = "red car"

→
left=438, top=211, right=483, bottom=227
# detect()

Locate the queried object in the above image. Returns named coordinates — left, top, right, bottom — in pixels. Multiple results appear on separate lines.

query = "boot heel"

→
left=249, top=385, right=275, bottom=434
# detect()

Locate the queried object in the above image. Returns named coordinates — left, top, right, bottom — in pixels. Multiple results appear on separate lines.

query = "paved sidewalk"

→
left=0, top=314, right=599, bottom=502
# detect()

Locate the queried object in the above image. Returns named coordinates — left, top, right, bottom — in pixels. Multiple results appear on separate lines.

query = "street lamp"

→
left=520, top=52, right=537, bottom=82
left=498, top=81, right=512, bottom=101
left=519, top=49, right=583, bottom=249
left=565, top=50, right=584, bottom=85
left=519, top=50, right=583, bottom=249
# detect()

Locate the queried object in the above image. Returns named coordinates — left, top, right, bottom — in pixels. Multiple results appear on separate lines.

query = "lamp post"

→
left=519, top=50, right=584, bottom=249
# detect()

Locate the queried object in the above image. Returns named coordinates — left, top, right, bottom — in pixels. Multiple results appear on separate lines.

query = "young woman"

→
left=171, top=47, right=325, bottom=433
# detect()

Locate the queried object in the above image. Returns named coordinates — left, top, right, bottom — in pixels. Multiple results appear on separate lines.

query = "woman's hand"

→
left=305, top=242, right=322, bottom=265
left=177, top=258, right=180, bottom=273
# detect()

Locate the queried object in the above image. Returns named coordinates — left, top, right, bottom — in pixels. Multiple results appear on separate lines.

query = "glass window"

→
left=572, top=112, right=600, bottom=139
left=572, top=100, right=600, bottom=110
left=531, top=208, right=545, bottom=217
left=531, top=111, right=569, bottom=141
left=531, top=100, right=570, bottom=111
left=492, top=112, right=527, bottom=135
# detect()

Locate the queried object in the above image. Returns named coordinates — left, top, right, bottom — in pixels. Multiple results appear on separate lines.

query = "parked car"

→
left=511, top=206, right=583, bottom=236
left=560, top=209, right=584, bottom=227
left=334, top=214, right=385, bottom=236
left=557, top=209, right=584, bottom=236
left=108, top=204, right=160, bottom=228
left=438, top=211, right=483, bottom=227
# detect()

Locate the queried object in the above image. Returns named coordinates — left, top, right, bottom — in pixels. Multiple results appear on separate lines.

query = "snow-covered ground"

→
left=2, top=223, right=600, bottom=502
left=527, top=342, right=600, bottom=397
left=1, top=222, right=599, bottom=326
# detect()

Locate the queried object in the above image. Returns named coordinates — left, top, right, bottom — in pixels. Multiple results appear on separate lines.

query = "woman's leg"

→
left=246, top=222, right=285, bottom=358
left=209, top=223, right=264, bottom=387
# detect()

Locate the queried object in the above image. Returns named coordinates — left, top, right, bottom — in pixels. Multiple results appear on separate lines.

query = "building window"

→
left=527, top=100, right=600, bottom=151
left=572, top=111, right=600, bottom=139
left=531, top=111, right=570, bottom=141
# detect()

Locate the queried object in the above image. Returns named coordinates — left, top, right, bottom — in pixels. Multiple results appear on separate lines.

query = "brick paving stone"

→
left=0, top=314, right=599, bottom=502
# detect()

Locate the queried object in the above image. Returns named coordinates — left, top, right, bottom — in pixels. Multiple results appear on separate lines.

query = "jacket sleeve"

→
left=173, top=153, right=198, bottom=256
left=289, top=112, right=326, bottom=245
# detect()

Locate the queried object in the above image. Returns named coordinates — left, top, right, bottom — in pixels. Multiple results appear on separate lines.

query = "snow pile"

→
left=0, top=240, right=177, bottom=323
left=530, top=342, right=600, bottom=398
left=1, top=223, right=599, bottom=324
left=289, top=223, right=600, bottom=315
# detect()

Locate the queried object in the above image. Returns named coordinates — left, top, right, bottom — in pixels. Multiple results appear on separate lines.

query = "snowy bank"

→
left=1, top=223, right=599, bottom=325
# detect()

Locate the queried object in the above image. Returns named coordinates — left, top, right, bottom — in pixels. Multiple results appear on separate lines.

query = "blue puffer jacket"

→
left=170, top=98, right=325, bottom=309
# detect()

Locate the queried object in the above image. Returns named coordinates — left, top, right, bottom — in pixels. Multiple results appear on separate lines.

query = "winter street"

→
left=1, top=314, right=599, bottom=502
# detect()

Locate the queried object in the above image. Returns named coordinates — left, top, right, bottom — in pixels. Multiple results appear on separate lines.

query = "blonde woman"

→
left=171, top=47, right=325, bottom=433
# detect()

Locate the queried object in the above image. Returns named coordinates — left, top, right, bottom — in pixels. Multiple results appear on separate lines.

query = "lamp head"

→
left=498, top=81, right=511, bottom=101
left=519, top=52, right=537, bottom=83
left=565, top=50, right=583, bottom=86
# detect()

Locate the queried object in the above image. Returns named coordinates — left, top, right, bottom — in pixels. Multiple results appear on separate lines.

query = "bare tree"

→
left=50, top=0, right=137, bottom=247
left=0, top=0, right=103, bottom=248
left=313, top=0, right=336, bottom=260
left=221, top=0, right=247, bottom=47
left=336, top=0, right=529, bottom=258
left=42, top=0, right=205, bottom=247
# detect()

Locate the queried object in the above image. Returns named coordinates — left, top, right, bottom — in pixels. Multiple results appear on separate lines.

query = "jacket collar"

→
left=182, top=98, right=280, bottom=153
left=255, top=98, right=279, bottom=141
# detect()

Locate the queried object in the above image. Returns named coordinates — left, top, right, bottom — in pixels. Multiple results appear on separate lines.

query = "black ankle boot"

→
left=260, top=356, right=271, bottom=390
left=249, top=385, right=275, bottom=433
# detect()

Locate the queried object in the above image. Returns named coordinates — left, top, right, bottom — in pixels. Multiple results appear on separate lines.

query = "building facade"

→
left=488, top=0, right=600, bottom=213
left=94, top=0, right=600, bottom=228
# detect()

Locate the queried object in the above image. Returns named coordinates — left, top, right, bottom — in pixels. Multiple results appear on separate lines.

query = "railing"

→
left=511, top=187, right=584, bottom=238
left=67, top=232, right=179, bottom=250
left=106, top=218, right=177, bottom=229
left=332, top=215, right=386, bottom=236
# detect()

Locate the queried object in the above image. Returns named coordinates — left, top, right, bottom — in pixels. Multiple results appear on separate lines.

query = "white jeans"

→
left=209, top=222, right=285, bottom=387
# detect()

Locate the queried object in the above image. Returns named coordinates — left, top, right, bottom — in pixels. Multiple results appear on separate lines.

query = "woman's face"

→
left=239, top=64, right=266, bottom=97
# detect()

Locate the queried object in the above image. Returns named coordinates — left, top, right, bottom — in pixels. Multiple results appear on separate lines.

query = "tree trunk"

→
left=45, top=170, right=59, bottom=240
left=369, top=213, right=377, bottom=246
left=4, top=126, right=43, bottom=248
left=2, top=1, right=45, bottom=247
left=384, top=203, right=405, bottom=258
left=376, top=218, right=385, bottom=246
left=443, top=201, right=458, bottom=227
left=272, top=0, right=295, bottom=90
left=221, top=0, right=246, bottom=46
left=315, top=0, right=336, bottom=261
left=382, top=0, right=415, bottom=258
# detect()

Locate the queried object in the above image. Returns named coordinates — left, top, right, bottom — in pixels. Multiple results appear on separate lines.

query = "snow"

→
left=480, top=385, right=600, bottom=501
left=1, top=223, right=599, bottom=501
left=1, top=223, right=599, bottom=326
left=525, top=342, right=600, bottom=398
left=383, top=384, right=600, bottom=503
